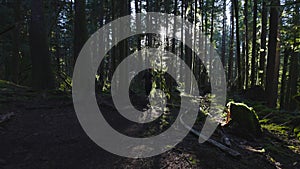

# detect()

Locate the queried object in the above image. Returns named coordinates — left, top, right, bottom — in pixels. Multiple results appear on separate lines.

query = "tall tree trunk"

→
left=200, top=0, right=204, bottom=32
left=280, top=48, right=290, bottom=110
left=199, top=0, right=207, bottom=86
left=55, top=29, right=61, bottom=79
left=185, top=0, right=192, bottom=93
left=194, top=0, right=200, bottom=82
left=29, top=0, right=55, bottom=90
left=265, top=0, right=280, bottom=108
left=97, top=0, right=105, bottom=89
left=179, top=0, right=184, bottom=82
left=135, top=0, right=142, bottom=53
left=9, top=0, right=21, bottom=84
left=99, top=0, right=104, bottom=28
left=233, top=0, right=241, bottom=90
left=288, top=51, right=299, bottom=110
left=146, top=0, right=153, bottom=48
left=251, top=0, right=258, bottom=86
left=210, top=0, right=215, bottom=43
left=119, top=0, right=130, bottom=94
left=259, top=0, right=268, bottom=86
left=221, top=0, right=226, bottom=66
left=288, top=5, right=300, bottom=110
left=209, top=0, right=215, bottom=77
left=172, top=0, right=177, bottom=54
left=203, top=0, right=209, bottom=86
left=74, top=0, right=88, bottom=66
left=244, top=0, right=249, bottom=88
left=228, top=2, right=234, bottom=86
left=66, top=0, right=73, bottom=76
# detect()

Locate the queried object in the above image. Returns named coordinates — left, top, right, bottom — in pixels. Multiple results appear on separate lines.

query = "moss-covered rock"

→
left=226, top=102, right=262, bottom=138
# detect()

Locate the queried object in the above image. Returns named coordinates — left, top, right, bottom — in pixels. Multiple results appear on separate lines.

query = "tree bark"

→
left=9, top=0, right=21, bottom=84
left=279, top=48, right=290, bottom=110
left=287, top=5, right=299, bottom=110
left=251, top=0, right=258, bottom=87
left=245, top=0, right=250, bottom=88
left=29, top=0, right=55, bottom=90
left=185, top=0, right=192, bottom=93
left=228, top=2, right=234, bottom=86
left=221, top=0, right=226, bottom=66
left=265, top=0, right=280, bottom=108
left=119, top=0, right=130, bottom=94
left=209, top=0, right=215, bottom=77
left=74, top=0, right=88, bottom=66
left=259, top=0, right=268, bottom=86
left=233, top=0, right=241, bottom=90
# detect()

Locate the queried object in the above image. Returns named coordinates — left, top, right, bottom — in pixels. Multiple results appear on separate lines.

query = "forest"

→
left=0, top=0, right=300, bottom=168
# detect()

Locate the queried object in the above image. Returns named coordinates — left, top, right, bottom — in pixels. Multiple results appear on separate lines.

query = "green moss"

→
left=259, top=118, right=270, bottom=124
left=294, top=126, right=300, bottom=140
left=188, top=156, right=197, bottom=165
left=287, top=145, right=299, bottom=152
left=262, top=123, right=289, bottom=136
left=249, top=102, right=278, bottom=118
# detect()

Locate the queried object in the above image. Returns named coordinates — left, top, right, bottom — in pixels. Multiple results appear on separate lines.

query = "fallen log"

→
left=179, top=113, right=241, bottom=158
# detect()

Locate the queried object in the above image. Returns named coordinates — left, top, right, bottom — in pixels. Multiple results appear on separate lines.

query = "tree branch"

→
left=0, top=25, right=15, bottom=36
left=267, top=1, right=300, bottom=8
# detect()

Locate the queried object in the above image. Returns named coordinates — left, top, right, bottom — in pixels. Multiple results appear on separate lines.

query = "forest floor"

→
left=0, top=80, right=300, bottom=169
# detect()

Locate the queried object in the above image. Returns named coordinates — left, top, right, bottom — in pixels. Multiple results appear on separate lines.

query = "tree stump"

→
left=226, top=102, right=262, bottom=138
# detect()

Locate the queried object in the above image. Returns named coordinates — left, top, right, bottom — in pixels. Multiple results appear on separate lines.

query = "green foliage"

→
left=57, top=73, right=72, bottom=91
left=188, top=156, right=197, bottom=165
left=253, top=101, right=300, bottom=140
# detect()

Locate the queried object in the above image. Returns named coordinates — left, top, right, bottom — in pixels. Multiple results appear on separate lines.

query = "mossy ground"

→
left=225, top=100, right=300, bottom=168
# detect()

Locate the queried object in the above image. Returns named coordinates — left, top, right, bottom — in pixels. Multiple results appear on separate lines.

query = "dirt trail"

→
left=0, top=90, right=299, bottom=169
